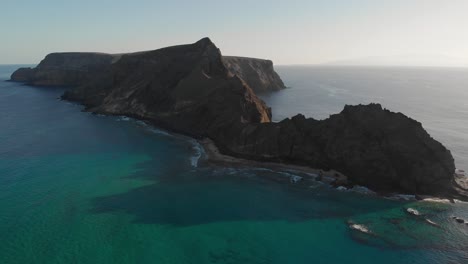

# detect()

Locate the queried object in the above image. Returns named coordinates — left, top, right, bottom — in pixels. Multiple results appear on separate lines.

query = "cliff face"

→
left=10, top=53, right=115, bottom=86
left=62, top=38, right=271, bottom=137
left=10, top=38, right=459, bottom=198
left=223, top=56, right=285, bottom=93
left=222, top=104, right=456, bottom=196
left=11, top=53, right=286, bottom=94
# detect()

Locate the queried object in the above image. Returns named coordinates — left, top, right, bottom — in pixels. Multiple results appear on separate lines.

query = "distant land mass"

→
left=323, top=54, right=468, bottom=68
left=10, top=38, right=466, bottom=200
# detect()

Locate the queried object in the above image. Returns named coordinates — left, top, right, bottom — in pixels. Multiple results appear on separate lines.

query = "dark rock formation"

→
left=62, top=38, right=271, bottom=138
left=222, top=104, right=456, bottom=196
left=11, top=53, right=286, bottom=94
left=10, top=67, right=36, bottom=83
left=223, top=56, right=285, bottom=93
left=10, top=53, right=115, bottom=87
left=9, top=38, right=461, bottom=199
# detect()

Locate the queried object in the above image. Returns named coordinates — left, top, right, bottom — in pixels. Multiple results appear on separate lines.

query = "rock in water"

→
left=226, top=104, right=456, bottom=196
left=10, top=38, right=461, bottom=199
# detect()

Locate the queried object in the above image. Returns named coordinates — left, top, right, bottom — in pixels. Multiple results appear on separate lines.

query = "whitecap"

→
left=455, top=169, right=466, bottom=177
left=350, top=185, right=376, bottom=195
left=349, top=224, right=371, bottom=234
left=389, top=194, right=416, bottom=201
left=290, top=175, right=303, bottom=183
left=116, top=116, right=131, bottom=121
left=136, top=120, right=148, bottom=127
left=422, top=197, right=451, bottom=204
left=406, top=208, right=421, bottom=216
left=425, top=219, right=440, bottom=227
left=189, top=140, right=204, bottom=168
left=336, top=186, right=348, bottom=191
left=147, top=128, right=170, bottom=136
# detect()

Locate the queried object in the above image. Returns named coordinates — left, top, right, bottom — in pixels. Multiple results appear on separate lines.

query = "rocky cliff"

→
left=10, top=38, right=460, bottom=198
left=223, top=56, right=285, bottom=93
left=11, top=53, right=286, bottom=93
left=11, top=53, right=115, bottom=86
left=62, top=38, right=271, bottom=138
left=222, top=104, right=456, bottom=196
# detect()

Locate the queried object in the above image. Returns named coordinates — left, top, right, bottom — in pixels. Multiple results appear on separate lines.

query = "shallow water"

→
left=1, top=65, right=467, bottom=264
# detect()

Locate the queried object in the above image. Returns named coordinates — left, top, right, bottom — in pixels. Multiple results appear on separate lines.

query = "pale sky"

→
left=1, top=0, right=468, bottom=66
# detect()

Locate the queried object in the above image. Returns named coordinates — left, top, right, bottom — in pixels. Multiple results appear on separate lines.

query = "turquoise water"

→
left=1, top=65, right=467, bottom=263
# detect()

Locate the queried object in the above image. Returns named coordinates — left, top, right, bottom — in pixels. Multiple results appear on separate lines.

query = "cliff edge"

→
left=11, top=52, right=286, bottom=94
left=10, top=53, right=115, bottom=86
left=223, top=56, right=285, bottom=93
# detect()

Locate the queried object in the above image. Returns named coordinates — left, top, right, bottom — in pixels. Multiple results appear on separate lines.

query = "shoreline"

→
left=198, top=138, right=348, bottom=186
left=198, top=138, right=468, bottom=203
left=94, top=113, right=468, bottom=203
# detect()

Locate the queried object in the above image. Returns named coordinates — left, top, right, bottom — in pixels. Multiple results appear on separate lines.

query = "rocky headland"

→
left=10, top=38, right=464, bottom=199
left=222, top=56, right=286, bottom=93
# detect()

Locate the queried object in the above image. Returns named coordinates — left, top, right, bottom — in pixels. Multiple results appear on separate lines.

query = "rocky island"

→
left=11, top=38, right=464, bottom=199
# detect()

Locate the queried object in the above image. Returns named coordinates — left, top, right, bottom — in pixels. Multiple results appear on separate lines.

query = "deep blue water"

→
left=0, top=65, right=467, bottom=264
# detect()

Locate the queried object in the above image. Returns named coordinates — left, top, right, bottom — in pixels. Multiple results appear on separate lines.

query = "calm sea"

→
left=0, top=65, right=467, bottom=264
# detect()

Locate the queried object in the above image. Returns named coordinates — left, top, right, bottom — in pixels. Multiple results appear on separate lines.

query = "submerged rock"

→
left=10, top=38, right=461, bottom=199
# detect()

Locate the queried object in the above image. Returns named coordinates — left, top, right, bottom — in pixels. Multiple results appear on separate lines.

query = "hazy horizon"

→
left=2, top=0, right=468, bottom=67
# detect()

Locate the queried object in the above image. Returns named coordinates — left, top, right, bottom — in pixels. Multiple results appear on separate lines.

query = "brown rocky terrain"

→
left=222, top=56, right=285, bottom=93
left=10, top=38, right=462, bottom=199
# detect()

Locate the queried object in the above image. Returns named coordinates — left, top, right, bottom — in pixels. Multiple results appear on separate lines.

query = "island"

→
left=10, top=38, right=465, bottom=200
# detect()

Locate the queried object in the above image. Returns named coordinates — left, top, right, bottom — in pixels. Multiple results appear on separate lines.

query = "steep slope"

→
left=223, top=104, right=456, bottom=196
left=62, top=38, right=271, bottom=138
left=223, top=56, right=285, bottom=93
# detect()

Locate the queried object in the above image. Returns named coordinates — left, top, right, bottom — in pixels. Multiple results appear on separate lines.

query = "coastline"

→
left=198, top=138, right=468, bottom=203
left=198, top=138, right=348, bottom=185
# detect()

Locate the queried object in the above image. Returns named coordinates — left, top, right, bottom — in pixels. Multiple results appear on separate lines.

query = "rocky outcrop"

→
left=222, top=104, right=457, bottom=196
left=11, top=53, right=285, bottom=94
left=223, top=56, right=285, bottom=93
left=10, top=38, right=461, bottom=198
left=62, top=38, right=271, bottom=138
left=10, top=53, right=116, bottom=87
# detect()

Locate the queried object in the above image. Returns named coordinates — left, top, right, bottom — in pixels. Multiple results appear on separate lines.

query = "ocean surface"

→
left=0, top=64, right=467, bottom=264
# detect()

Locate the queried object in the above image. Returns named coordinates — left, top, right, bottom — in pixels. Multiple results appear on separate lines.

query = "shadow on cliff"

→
left=89, top=156, right=406, bottom=227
